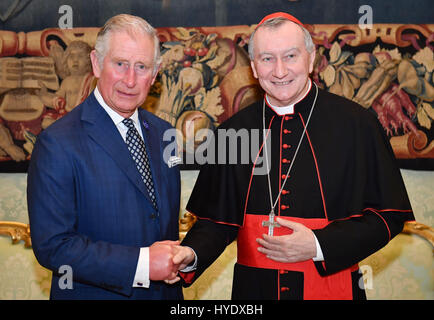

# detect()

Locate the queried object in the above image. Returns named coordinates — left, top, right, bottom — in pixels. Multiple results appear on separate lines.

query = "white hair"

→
left=248, top=17, right=315, bottom=60
left=94, top=14, right=161, bottom=75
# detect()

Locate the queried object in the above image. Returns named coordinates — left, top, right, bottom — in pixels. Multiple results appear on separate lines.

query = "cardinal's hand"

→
left=256, top=217, right=317, bottom=263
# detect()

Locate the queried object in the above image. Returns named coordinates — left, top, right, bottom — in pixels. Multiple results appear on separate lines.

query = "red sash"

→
left=237, top=214, right=358, bottom=300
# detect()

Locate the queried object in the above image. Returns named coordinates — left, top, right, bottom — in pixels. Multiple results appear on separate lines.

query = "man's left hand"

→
left=163, top=246, right=196, bottom=285
left=256, top=217, right=317, bottom=263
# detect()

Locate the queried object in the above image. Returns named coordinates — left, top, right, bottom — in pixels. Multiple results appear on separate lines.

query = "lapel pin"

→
left=142, top=120, right=149, bottom=130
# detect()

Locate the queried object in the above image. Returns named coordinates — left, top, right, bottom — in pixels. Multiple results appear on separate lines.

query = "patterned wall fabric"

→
left=0, top=24, right=433, bottom=173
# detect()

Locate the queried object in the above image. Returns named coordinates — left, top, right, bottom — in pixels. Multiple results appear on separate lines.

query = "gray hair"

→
left=94, top=14, right=161, bottom=75
left=248, top=17, right=315, bottom=60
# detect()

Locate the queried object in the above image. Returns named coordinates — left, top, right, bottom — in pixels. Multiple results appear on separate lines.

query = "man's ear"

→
left=90, top=50, right=101, bottom=78
left=151, top=64, right=161, bottom=85
left=308, top=49, right=316, bottom=74
left=250, top=60, right=258, bottom=79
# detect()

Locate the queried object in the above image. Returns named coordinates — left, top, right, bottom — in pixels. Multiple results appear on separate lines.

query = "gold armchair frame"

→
left=0, top=221, right=32, bottom=248
left=179, top=212, right=197, bottom=241
left=402, top=221, right=434, bottom=249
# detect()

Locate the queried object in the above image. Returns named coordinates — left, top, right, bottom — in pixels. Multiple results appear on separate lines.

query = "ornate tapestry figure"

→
left=38, top=40, right=94, bottom=129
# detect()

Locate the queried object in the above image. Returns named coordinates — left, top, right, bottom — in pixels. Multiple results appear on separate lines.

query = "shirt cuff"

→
left=133, top=247, right=150, bottom=288
left=312, top=233, right=325, bottom=261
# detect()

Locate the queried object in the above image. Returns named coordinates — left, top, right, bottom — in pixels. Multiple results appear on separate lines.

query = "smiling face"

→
left=250, top=21, right=316, bottom=107
left=90, top=30, right=158, bottom=118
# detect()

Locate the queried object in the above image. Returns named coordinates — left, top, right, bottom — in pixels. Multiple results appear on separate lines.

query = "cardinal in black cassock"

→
left=178, top=12, right=415, bottom=300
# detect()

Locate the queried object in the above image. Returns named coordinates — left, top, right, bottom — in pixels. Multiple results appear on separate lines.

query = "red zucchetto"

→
left=256, top=11, right=304, bottom=29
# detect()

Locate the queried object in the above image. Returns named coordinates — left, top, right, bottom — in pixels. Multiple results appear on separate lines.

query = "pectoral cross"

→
left=262, top=210, right=281, bottom=236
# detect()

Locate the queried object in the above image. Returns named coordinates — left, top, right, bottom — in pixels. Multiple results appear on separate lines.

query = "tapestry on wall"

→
left=0, top=23, right=433, bottom=172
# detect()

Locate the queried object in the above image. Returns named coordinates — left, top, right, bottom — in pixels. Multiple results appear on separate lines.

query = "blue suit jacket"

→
left=27, top=92, right=182, bottom=300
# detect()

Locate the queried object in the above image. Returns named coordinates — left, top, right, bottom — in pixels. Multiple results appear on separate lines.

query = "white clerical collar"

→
left=94, top=86, right=140, bottom=127
left=266, top=79, right=312, bottom=115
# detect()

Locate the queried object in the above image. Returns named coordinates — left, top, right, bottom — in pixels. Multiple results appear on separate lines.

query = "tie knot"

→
left=122, top=118, right=135, bottom=129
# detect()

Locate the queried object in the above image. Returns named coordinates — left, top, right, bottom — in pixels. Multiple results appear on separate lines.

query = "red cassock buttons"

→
left=282, top=144, right=291, bottom=149
left=280, top=205, right=288, bottom=210
left=283, top=129, right=291, bottom=134
left=281, top=287, right=290, bottom=292
left=281, top=190, right=289, bottom=195
left=282, top=158, right=290, bottom=163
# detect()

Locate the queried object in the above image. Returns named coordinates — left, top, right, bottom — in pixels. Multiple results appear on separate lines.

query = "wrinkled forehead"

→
left=108, top=30, right=154, bottom=52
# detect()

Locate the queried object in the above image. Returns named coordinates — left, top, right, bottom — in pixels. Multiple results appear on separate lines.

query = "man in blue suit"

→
left=27, top=14, right=183, bottom=300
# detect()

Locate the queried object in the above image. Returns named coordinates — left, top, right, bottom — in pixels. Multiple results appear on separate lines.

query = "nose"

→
left=123, top=66, right=136, bottom=88
left=273, top=58, right=288, bottom=79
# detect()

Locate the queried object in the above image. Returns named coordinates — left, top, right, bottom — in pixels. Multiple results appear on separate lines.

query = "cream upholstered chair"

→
left=0, top=220, right=51, bottom=299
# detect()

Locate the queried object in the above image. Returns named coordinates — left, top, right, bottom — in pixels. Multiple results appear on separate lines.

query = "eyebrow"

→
left=111, top=56, right=152, bottom=65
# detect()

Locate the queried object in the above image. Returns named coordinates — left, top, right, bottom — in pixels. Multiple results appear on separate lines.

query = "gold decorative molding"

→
left=179, top=212, right=197, bottom=241
left=0, top=221, right=32, bottom=248
left=402, top=221, right=434, bottom=250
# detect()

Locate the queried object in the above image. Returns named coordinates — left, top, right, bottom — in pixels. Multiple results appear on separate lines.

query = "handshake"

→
left=149, top=240, right=195, bottom=284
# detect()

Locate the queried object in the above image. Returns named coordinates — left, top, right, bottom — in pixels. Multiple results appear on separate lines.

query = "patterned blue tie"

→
left=122, top=118, right=158, bottom=210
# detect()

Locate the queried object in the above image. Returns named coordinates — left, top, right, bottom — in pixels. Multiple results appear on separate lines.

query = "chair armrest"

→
left=402, top=221, right=434, bottom=250
left=0, top=221, right=32, bottom=248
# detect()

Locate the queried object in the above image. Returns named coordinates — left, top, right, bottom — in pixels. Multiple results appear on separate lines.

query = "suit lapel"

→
left=80, top=93, right=153, bottom=203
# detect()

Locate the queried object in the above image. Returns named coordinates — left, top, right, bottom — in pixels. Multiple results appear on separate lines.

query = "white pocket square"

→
left=167, top=156, right=182, bottom=168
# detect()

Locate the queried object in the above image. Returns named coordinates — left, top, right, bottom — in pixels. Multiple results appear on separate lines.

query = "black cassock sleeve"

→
left=313, top=110, right=414, bottom=275
left=180, top=120, right=249, bottom=284
left=180, top=119, right=253, bottom=284
left=181, top=219, right=238, bottom=285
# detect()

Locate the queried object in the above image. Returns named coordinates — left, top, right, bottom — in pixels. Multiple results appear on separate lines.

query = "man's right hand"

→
left=149, top=240, right=180, bottom=281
